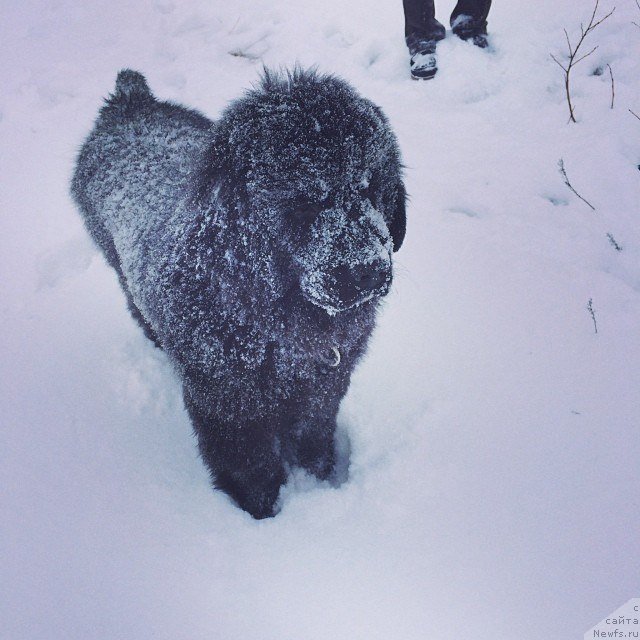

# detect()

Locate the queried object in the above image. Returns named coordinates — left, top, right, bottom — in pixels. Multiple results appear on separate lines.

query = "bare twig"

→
left=550, top=0, right=615, bottom=122
left=228, top=16, right=240, bottom=34
left=630, top=109, right=640, bottom=122
left=607, top=63, right=614, bottom=108
left=558, top=159, right=596, bottom=210
left=587, top=299, right=598, bottom=334
left=634, top=0, right=640, bottom=28
left=606, top=233, right=622, bottom=251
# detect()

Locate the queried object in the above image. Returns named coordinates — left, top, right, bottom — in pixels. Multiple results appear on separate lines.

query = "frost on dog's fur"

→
left=71, top=68, right=406, bottom=518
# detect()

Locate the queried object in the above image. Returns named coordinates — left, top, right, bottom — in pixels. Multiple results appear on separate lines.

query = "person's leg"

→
left=403, top=0, right=446, bottom=52
left=403, top=0, right=446, bottom=79
left=450, top=0, right=492, bottom=46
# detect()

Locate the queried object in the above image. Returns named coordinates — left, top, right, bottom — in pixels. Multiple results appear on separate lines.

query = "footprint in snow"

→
left=153, top=0, right=175, bottom=15
left=543, top=195, right=569, bottom=206
left=322, top=23, right=356, bottom=49
left=162, top=72, right=186, bottom=90
left=36, top=235, right=96, bottom=290
left=447, top=206, right=483, bottom=218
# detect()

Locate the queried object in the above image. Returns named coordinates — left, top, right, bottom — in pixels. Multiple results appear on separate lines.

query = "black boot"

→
left=451, top=14, right=490, bottom=48
left=409, top=40, right=439, bottom=80
left=403, top=0, right=445, bottom=80
left=450, top=0, right=492, bottom=48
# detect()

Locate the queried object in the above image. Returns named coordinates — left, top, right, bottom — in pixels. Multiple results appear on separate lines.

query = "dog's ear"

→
left=388, top=181, right=406, bottom=252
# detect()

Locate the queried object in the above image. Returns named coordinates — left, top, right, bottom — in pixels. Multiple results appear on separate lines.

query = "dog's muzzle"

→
left=330, top=259, right=390, bottom=306
left=301, top=257, right=391, bottom=315
left=297, top=205, right=393, bottom=315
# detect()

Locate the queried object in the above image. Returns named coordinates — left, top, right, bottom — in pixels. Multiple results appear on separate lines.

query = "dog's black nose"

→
left=332, top=261, right=389, bottom=297
left=351, top=263, right=388, bottom=291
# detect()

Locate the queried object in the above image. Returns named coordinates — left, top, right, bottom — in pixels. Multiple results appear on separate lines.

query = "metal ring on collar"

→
left=318, top=346, right=341, bottom=368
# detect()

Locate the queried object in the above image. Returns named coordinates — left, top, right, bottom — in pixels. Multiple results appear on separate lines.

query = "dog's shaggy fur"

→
left=71, top=68, right=406, bottom=518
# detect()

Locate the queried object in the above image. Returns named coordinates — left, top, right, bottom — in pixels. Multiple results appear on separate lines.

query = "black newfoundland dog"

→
left=71, top=68, right=406, bottom=518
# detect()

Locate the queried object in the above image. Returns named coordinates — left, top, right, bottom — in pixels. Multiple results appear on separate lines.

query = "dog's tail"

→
left=101, top=69, right=155, bottom=119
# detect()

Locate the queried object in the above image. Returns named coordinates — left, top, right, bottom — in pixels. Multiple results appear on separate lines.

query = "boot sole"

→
left=410, top=72, right=436, bottom=81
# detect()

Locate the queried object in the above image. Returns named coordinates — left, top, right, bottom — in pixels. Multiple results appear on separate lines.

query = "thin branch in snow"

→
left=630, top=109, right=640, bottom=122
left=607, top=63, right=614, bottom=109
left=228, top=17, right=241, bottom=34
left=558, top=159, right=596, bottom=210
left=550, top=0, right=615, bottom=122
left=606, top=233, right=622, bottom=251
left=587, top=298, right=598, bottom=334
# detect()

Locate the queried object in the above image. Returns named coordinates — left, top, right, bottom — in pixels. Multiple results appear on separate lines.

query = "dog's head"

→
left=199, top=69, right=406, bottom=315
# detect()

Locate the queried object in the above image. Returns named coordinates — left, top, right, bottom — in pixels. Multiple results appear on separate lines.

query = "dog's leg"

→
left=286, top=390, right=341, bottom=481
left=211, top=450, right=288, bottom=520
left=292, top=416, right=337, bottom=481
left=202, top=424, right=287, bottom=519
left=183, top=385, right=287, bottom=518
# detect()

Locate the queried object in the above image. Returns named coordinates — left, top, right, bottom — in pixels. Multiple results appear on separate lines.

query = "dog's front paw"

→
left=215, top=467, right=287, bottom=519
left=295, top=435, right=336, bottom=482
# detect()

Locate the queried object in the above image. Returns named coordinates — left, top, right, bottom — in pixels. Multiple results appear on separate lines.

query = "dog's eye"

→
left=291, top=203, right=323, bottom=222
left=360, top=173, right=379, bottom=205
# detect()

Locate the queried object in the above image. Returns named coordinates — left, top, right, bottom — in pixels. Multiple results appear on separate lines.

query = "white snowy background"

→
left=1, top=0, right=639, bottom=638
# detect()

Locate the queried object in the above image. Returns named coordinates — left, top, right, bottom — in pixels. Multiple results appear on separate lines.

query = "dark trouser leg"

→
left=450, top=0, right=492, bottom=36
left=403, top=0, right=446, bottom=53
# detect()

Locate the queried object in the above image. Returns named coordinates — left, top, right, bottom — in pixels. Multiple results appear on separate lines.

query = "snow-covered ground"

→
left=2, top=1, right=639, bottom=638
